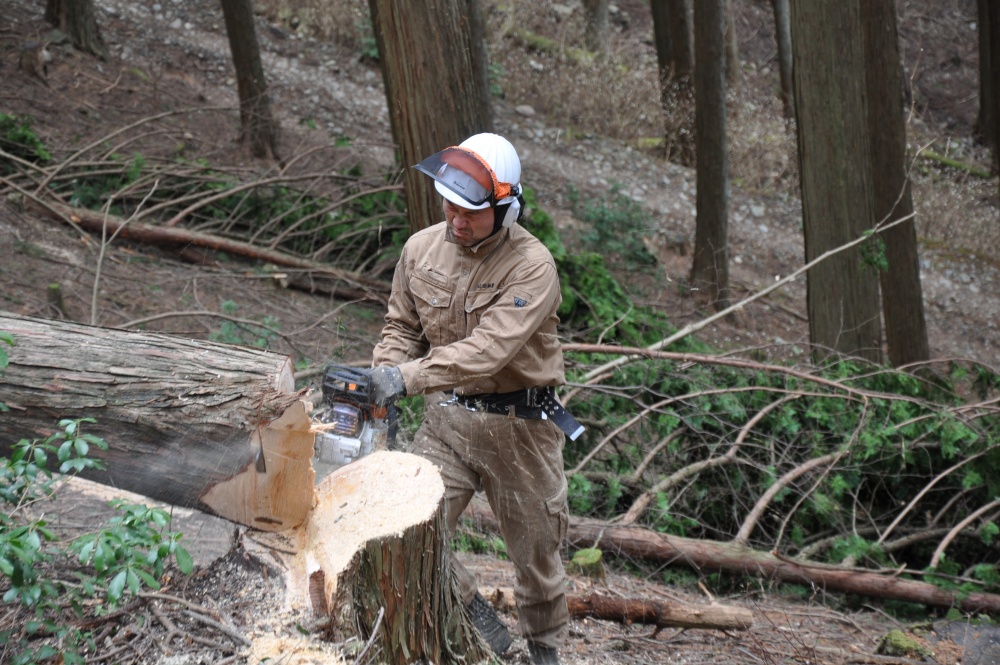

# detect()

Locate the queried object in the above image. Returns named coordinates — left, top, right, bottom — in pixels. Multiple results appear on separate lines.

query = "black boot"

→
left=466, top=592, right=512, bottom=655
left=528, top=641, right=560, bottom=665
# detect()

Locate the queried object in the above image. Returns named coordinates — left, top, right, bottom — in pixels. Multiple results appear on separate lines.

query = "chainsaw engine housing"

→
left=313, top=365, right=389, bottom=476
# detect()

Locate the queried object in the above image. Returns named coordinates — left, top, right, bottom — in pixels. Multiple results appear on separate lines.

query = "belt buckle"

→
left=526, top=387, right=536, bottom=407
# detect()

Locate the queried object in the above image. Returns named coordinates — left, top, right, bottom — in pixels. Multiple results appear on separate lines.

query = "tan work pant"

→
left=409, top=394, right=570, bottom=649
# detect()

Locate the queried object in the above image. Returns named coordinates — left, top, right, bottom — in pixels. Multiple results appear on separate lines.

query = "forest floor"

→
left=1, top=0, right=999, bottom=663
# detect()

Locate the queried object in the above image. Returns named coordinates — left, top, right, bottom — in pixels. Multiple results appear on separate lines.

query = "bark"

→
left=771, top=0, right=794, bottom=118
left=220, top=0, right=280, bottom=161
left=652, top=0, right=694, bottom=78
left=583, top=0, right=611, bottom=55
left=690, top=0, right=730, bottom=309
left=652, top=0, right=695, bottom=164
left=39, top=200, right=390, bottom=303
left=863, top=1, right=929, bottom=366
left=464, top=502, right=1000, bottom=616
left=0, top=313, right=314, bottom=531
left=978, top=0, right=997, bottom=157
left=45, top=0, right=108, bottom=60
left=987, top=0, right=1000, bottom=181
left=567, top=592, right=752, bottom=631
left=368, top=0, right=493, bottom=235
left=245, top=451, right=488, bottom=665
left=790, top=2, right=882, bottom=364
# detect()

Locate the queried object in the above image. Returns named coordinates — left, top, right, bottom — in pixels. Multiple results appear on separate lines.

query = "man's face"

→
left=443, top=200, right=495, bottom=247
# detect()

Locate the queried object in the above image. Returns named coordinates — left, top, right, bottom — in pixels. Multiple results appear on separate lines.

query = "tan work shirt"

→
left=373, top=221, right=565, bottom=396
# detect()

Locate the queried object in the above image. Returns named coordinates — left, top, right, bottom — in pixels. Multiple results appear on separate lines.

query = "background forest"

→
left=2, top=0, right=1000, bottom=663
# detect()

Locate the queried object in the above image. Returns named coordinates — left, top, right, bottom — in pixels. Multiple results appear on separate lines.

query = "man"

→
left=364, top=133, right=583, bottom=665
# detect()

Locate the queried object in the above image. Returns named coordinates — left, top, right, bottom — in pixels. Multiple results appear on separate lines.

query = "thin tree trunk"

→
left=0, top=314, right=314, bottom=531
left=369, top=0, right=493, bottom=235
left=44, top=0, right=108, bottom=60
left=690, top=0, right=730, bottom=309
left=583, top=0, right=611, bottom=55
left=978, top=0, right=997, bottom=158
left=652, top=0, right=696, bottom=164
left=771, top=0, right=794, bottom=119
left=864, top=0, right=929, bottom=366
left=220, top=0, right=280, bottom=161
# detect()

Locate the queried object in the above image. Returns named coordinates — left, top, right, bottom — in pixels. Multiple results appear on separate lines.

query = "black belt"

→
left=442, top=387, right=586, bottom=441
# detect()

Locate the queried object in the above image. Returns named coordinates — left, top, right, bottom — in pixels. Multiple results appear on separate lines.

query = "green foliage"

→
left=209, top=301, right=280, bottom=348
left=451, top=528, right=507, bottom=559
left=522, top=188, right=697, bottom=347
left=488, top=61, right=505, bottom=97
left=568, top=183, right=657, bottom=270
left=0, top=420, right=193, bottom=663
left=0, top=114, right=51, bottom=171
left=860, top=231, right=889, bottom=272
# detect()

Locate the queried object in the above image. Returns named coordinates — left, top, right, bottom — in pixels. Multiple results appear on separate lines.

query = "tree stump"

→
left=0, top=313, right=314, bottom=530
left=246, top=450, right=488, bottom=665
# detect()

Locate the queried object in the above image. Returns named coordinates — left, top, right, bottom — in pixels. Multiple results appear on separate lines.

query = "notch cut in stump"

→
left=246, top=450, right=488, bottom=665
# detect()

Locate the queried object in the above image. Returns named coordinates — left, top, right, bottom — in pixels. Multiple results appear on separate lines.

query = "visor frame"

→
left=414, top=146, right=515, bottom=209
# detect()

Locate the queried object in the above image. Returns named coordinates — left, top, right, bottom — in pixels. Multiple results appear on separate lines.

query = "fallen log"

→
left=38, top=201, right=391, bottom=303
left=243, top=450, right=488, bottom=665
left=465, top=502, right=1000, bottom=615
left=0, top=312, right=314, bottom=530
left=567, top=592, right=752, bottom=632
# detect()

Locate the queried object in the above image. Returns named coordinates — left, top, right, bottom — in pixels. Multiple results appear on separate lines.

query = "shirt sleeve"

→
left=372, top=247, right=430, bottom=368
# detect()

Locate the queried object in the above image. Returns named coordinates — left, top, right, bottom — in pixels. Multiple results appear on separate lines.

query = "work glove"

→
left=367, top=366, right=406, bottom=407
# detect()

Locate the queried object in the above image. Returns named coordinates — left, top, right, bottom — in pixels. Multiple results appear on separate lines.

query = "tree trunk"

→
left=978, top=0, right=998, bottom=159
left=44, top=0, right=108, bottom=60
left=863, top=1, right=929, bottom=366
left=465, top=503, right=1000, bottom=616
left=690, top=0, right=730, bottom=310
left=246, top=451, right=488, bottom=665
left=583, top=0, right=611, bottom=55
left=986, top=0, right=1000, bottom=180
left=724, top=0, right=740, bottom=81
left=771, top=0, right=794, bottom=118
left=652, top=0, right=695, bottom=164
left=369, top=0, right=493, bottom=235
left=0, top=313, right=314, bottom=531
left=790, top=2, right=882, bottom=364
left=220, top=0, right=280, bottom=161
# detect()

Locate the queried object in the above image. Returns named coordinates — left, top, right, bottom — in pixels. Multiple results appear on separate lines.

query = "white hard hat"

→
left=414, top=133, right=522, bottom=211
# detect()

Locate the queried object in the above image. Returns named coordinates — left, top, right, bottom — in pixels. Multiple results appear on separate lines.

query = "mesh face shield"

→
left=414, top=146, right=515, bottom=209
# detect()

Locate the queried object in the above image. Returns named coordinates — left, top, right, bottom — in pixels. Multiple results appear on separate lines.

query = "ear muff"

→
left=492, top=188, right=524, bottom=233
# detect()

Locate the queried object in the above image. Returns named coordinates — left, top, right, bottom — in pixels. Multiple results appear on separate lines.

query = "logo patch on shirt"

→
left=513, top=296, right=527, bottom=308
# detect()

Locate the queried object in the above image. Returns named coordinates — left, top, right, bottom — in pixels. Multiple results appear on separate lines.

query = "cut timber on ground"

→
left=465, top=501, right=1000, bottom=616
left=242, top=450, right=489, bottom=665
left=0, top=312, right=314, bottom=530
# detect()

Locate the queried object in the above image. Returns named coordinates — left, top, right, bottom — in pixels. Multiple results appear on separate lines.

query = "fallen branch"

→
left=566, top=592, right=752, bottom=632
left=38, top=201, right=390, bottom=303
left=464, top=503, right=1000, bottom=615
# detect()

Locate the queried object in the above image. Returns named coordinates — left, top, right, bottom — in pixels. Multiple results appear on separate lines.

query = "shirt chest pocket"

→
left=410, top=274, right=455, bottom=346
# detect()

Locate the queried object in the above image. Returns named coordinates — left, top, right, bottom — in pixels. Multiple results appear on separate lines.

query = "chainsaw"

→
left=313, top=364, right=396, bottom=476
